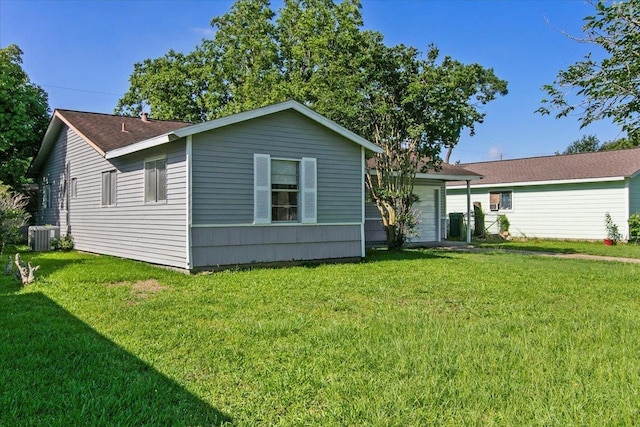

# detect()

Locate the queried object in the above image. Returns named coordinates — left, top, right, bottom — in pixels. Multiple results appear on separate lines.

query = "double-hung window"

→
left=489, top=191, right=512, bottom=211
left=145, top=158, right=167, bottom=203
left=271, top=160, right=298, bottom=221
left=101, top=170, right=117, bottom=206
left=254, top=154, right=317, bottom=224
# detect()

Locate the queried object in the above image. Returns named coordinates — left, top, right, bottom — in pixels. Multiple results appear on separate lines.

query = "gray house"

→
left=29, top=101, right=382, bottom=270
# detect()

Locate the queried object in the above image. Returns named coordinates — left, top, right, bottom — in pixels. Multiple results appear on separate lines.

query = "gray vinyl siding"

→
left=191, top=224, right=361, bottom=267
left=191, top=110, right=362, bottom=225
left=37, top=125, right=187, bottom=268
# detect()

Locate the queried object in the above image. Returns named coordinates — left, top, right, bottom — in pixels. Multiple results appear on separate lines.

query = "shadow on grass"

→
left=364, top=248, right=453, bottom=263
left=0, top=292, right=231, bottom=426
left=0, top=250, right=90, bottom=286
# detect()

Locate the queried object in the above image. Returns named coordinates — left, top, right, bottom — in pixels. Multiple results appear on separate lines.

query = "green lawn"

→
left=474, top=237, right=640, bottom=259
left=2, top=248, right=640, bottom=425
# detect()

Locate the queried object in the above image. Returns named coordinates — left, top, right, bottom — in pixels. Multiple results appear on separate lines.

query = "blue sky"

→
left=0, top=0, right=624, bottom=163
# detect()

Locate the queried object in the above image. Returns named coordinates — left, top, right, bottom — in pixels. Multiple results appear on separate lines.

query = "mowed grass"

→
left=475, top=237, right=640, bottom=259
left=2, top=248, right=640, bottom=425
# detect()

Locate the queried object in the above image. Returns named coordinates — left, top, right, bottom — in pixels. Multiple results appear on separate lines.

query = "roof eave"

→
left=105, top=133, right=176, bottom=159
left=416, top=173, right=483, bottom=181
left=447, top=175, right=628, bottom=189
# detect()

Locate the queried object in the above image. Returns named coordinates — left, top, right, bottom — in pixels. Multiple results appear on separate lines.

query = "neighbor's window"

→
left=490, top=191, right=512, bottom=210
left=101, top=170, right=117, bottom=206
left=145, top=158, right=167, bottom=203
left=271, top=159, right=298, bottom=221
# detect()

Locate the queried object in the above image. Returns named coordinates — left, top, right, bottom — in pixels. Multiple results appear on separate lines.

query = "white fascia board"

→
left=105, top=133, right=174, bottom=159
left=415, top=172, right=483, bottom=181
left=447, top=175, right=627, bottom=190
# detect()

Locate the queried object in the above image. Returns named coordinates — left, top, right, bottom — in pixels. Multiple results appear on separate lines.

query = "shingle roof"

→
left=366, top=157, right=482, bottom=181
left=57, top=109, right=191, bottom=153
left=447, top=148, right=640, bottom=187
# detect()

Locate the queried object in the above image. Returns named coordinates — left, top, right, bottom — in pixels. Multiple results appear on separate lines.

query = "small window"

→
left=271, top=159, right=298, bottom=221
left=101, top=170, right=117, bottom=206
left=70, top=178, right=77, bottom=198
left=145, top=158, right=167, bottom=203
left=489, top=191, right=512, bottom=210
left=42, top=177, right=51, bottom=209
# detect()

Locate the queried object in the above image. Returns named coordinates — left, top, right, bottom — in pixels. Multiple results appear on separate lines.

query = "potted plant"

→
left=604, top=212, right=621, bottom=245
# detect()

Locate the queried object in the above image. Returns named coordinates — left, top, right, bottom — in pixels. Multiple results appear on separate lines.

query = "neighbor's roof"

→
left=447, top=148, right=640, bottom=188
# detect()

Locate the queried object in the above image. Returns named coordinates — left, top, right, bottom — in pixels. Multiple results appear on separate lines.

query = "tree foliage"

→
left=0, top=45, right=50, bottom=190
left=0, top=183, right=30, bottom=259
left=562, top=134, right=602, bottom=154
left=538, top=0, right=640, bottom=138
left=117, top=0, right=507, bottom=249
left=360, top=43, right=507, bottom=249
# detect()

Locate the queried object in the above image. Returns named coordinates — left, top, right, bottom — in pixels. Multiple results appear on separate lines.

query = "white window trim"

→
left=489, top=190, right=513, bottom=212
left=101, top=170, right=117, bottom=207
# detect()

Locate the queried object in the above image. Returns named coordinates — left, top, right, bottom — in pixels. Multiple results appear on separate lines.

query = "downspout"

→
left=65, top=161, right=71, bottom=235
left=186, top=135, right=193, bottom=270
left=466, top=180, right=472, bottom=244
left=361, top=146, right=366, bottom=258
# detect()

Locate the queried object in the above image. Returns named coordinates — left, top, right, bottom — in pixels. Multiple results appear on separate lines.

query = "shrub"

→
left=51, top=235, right=74, bottom=251
left=629, top=213, right=640, bottom=243
left=498, top=214, right=510, bottom=234
left=0, top=183, right=30, bottom=258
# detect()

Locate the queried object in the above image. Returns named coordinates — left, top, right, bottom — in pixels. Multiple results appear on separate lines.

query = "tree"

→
left=0, top=45, right=50, bottom=190
left=359, top=43, right=507, bottom=249
left=562, top=134, right=601, bottom=154
left=538, top=0, right=640, bottom=138
left=0, top=183, right=30, bottom=260
left=600, top=132, right=640, bottom=150
left=117, top=0, right=507, bottom=249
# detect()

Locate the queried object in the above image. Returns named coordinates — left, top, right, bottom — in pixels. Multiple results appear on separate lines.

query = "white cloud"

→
left=487, top=146, right=503, bottom=161
left=192, top=27, right=215, bottom=37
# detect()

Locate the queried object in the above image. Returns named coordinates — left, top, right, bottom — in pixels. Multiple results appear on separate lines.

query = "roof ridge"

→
left=55, top=108, right=192, bottom=124
left=459, top=146, right=640, bottom=166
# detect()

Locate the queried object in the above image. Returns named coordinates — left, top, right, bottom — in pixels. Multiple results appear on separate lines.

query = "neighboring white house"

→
left=446, top=148, right=640, bottom=240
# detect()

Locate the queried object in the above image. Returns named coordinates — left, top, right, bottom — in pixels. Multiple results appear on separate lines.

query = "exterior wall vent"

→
left=28, top=226, right=60, bottom=252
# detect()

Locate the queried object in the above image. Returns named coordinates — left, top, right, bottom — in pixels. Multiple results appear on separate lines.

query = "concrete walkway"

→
left=431, top=242, right=640, bottom=264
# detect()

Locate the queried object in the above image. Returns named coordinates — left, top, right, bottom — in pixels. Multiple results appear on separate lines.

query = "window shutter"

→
left=102, top=171, right=110, bottom=206
left=254, top=154, right=271, bottom=224
left=145, top=161, right=155, bottom=202
left=157, top=159, right=167, bottom=201
left=109, top=171, right=117, bottom=206
left=300, top=157, right=317, bottom=224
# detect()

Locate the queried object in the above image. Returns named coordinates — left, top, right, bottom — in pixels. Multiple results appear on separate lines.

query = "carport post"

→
left=466, top=180, right=472, bottom=244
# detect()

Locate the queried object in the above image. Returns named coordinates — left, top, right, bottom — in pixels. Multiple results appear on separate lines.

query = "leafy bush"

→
left=51, top=235, right=74, bottom=251
left=498, top=214, right=510, bottom=234
left=0, top=183, right=30, bottom=258
left=628, top=213, right=640, bottom=243
left=605, top=212, right=622, bottom=243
